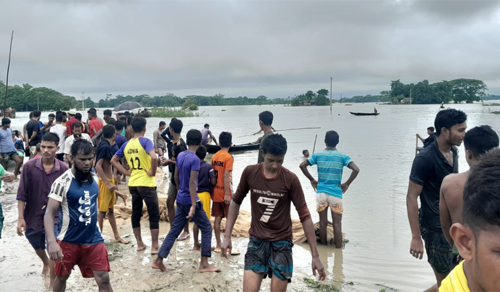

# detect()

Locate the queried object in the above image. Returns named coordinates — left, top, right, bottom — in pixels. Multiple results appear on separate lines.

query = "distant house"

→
left=401, top=97, right=412, bottom=104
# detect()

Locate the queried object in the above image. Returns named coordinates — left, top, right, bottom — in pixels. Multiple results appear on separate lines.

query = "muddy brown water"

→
left=1, top=103, right=499, bottom=291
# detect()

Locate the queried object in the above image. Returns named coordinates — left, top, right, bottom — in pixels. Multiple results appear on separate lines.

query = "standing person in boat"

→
left=406, top=108, right=467, bottom=291
left=256, top=111, right=274, bottom=163
left=299, top=130, right=360, bottom=247
left=374, top=108, right=378, bottom=114
left=201, top=124, right=218, bottom=146
left=221, top=134, right=326, bottom=291
left=439, top=125, right=499, bottom=261
left=417, top=127, right=436, bottom=148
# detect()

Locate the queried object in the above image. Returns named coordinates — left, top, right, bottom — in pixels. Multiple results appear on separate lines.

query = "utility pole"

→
left=330, top=77, right=333, bottom=114
left=81, top=92, right=85, bottom=111
left=37, top=94, right=39, bottom=110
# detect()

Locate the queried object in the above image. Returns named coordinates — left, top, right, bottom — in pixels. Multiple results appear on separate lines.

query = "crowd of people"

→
left=0, top=106, right=499, bottom=292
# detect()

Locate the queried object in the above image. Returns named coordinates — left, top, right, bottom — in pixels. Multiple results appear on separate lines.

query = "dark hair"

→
left=219, top=131, right=232, bottom=148
left=186, top=129, right=202, bottom=146
left=55, top=114, right=63, bottom=123
left=434, top=108, right=467, bottom=136
left=41, top=132, right=60, bottom=146
left=131, top=117, right=147, bottom=133
left=2, top=118, right=10, bottom=126
left=87, top=109, right=96, bottom=117
left=115, top=121, right=125, bottom=132
left=119, top=116, right=127, bottom=123
left=127, top=115, right=132, bottom=126
left=72, top=122, right=83, bottom=130
left=196, top=145, right=207, bottom=160
left=90, top=108, right=96, bottom=111
left=61, top=112, right=67, bottom=117
left=102, top=125, right=115, bottom=139
left=259, top=111, right=273, bottom=126
left=56, top=110, right=62, bottom=115
left=325, top=130, right=340, bottom=147
left=36, top=142, right=41, bottom=153
left=48, top=113, right=55, bottom=118
left=204, top=123, right=209, bottom=128
left=33, top=110, right=41, bottom=118
left=29, top=112, right=33, bottom=119
left=302, top=149, right=309, bottom=155
left=103, top=109, right=112, bottom=116
left=71, top=139, right=94, bottom=157
left=261, top=134, right=287, bottom=156
left=106, top=118, right=116, bottom=125
left=75, top=113, right=82, bottom=121
left=464, top=125, right=499, bottom=158
left=463, top=148, right=500, bottom=234
left=159, top=121, right=166, bottom=127
left=169, top=119, right=183, bottom=134
left=427, top=127, right=435, bottom=132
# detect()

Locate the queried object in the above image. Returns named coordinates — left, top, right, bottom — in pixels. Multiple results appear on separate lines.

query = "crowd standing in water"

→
left=0, top=106, right=498, bottom=291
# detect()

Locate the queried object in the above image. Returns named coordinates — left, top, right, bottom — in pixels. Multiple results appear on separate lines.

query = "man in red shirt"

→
left=65, top=111, right=78, bottom=136
left=88, top=109, right=103, bottom=139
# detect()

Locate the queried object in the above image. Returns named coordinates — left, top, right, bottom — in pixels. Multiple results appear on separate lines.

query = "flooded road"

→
left=1, top=102, right=499, bottom=291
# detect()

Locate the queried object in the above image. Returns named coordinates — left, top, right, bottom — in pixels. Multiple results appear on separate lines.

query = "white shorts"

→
left=317, top=193, right=343, bottom=214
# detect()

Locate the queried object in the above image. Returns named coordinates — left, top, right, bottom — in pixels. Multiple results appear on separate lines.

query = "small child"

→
left=34, top=143, right=42, bottom=159
left=193, top=145, right=216, bottom=251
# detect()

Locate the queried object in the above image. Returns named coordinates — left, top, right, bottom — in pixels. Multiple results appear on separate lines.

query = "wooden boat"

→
left=205, top=142, right=260, bottom=154
left=350, top=112, right=380, bottom=116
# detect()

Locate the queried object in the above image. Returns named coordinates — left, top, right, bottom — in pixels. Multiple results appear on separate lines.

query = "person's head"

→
left=106, top=118, right=116, bottom=126
left=186, top=129, right=202, bottom=146
left=204, top=123, right=209, bottom=129
left=33, top=110, right=41, bottom=119
left=115, top=121, right=125, bottom=133
left=103, top=109, right=112, bottom=121
left=72, top=122, right=83, bottom=135
left=119, top=116, right=127, bottom=125
left=55, top=114, right=63, bottom=123
left=102, top=125, right=116, bottom=140
left=48, top=113, right=55, bottom=123
left=434, top=108, right=467, bottom=146
left=302, top=149, right=310, bottom=158
left=56, top=110, right=61, bottom=116
left=258, top=111, right=273, bottom=128
left=1, top=118, right=10, bottom=128
left=325, top=130, right=340, bottom=148
left=127, top=115, right=132, bottom=126
left=40, top=133, right=60, bottom=159
left=261, top=134, right=287, bottom=174
left=35, top=143, right=41, bottom=155
left=464, top=125, right=499, bottom=165
left=427, top=126, right=435, bottom=136
left=13, top=130, right=19, bottom=137
left=61, top=112, right=67, bottom=122
left=131, top=117, right=147, bottom=134
left=196, top=145, right=207, bottom=161
left=159, top=121, right=166, bottom=131
left=29, top=112, right=33, bottom=119
left=450, top=148, right=500, bottom=291
left=169, top=118, right=183, bottom=135
left=75, top=113, right=82, bottom=121
left=87, top=109, right=96, bottom=119
left=70, top=139, right=95, bottom=185
left=219, top=131, right=232, bottom=148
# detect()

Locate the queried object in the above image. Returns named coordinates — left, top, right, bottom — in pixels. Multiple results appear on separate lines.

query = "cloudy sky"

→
left=1, top=0, right=500, bottom=101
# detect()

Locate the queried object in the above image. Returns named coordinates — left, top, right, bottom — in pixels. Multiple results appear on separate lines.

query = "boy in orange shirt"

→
left=211, top=132, right=233, bottom=253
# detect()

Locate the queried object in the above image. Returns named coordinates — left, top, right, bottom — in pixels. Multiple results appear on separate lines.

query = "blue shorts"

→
left=25, top=224, right=60, bottom=251
left=244, top=236, right=294, bottom=282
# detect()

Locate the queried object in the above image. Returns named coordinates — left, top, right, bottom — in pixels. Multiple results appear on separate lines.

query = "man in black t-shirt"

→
left=26, top=110, right=42, bottom=160
left=406, top=109, right=467, bottom=291
left=417, top=126, right=436, bottom=148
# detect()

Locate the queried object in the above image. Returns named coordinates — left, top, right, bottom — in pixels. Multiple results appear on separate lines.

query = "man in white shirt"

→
left=64, top=122, right=92, bottom=168
left=49, top=114, right=67, bottom=162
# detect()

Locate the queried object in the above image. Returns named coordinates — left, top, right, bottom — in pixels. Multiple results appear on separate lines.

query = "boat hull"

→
left=350, top=112, right=380, bottom=116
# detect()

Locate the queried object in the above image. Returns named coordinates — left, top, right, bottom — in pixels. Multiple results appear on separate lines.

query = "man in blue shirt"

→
left=300, top=130, right=360, bottom=247
left=44, top=140, right=112, bottom=292
left=152, top=129, right=219, bottom=273
left=0, top=118, right=23, bottom=177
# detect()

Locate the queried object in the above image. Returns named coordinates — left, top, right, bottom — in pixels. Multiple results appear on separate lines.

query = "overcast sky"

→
left=1, top=0, right=500, bottom=101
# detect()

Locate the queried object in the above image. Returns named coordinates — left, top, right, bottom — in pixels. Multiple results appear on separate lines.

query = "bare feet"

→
left=151, top=246, right=159, bottom=255
left=42, top=264, right=50, bottom=277
left=193, top=245, right=201, bottom=251
left=152, top=261, right=167, bottom=272
left=120, top=194, right=128, bottom=206
left=177, top=231, right=190, bottom=241
left=115, top=237, right=130, bottom=244
left=199, top=264, right=221, bottom=273
left=137, top=244, right=148, bottom=251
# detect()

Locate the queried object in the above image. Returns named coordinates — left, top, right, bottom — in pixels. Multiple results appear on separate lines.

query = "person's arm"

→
left=29, top=123, right=38, bottom=141
left=299, top=159, right=318, bottom=190
left=407, top=181, right=424, bottom=259
left=16, top=165, right=31, bottom=235
left=44, top=198, right=63, bottom=262
left=111, top=155, right=131, bottom=176
left=153, top=131, right=159, bottom=149
left=174, top=166, right=180, bottom=190
left=95, top=158, right=115, bottom=191
left=17, top=200, right=26, bottom=236
left=253, top=129, right=263, bottom=135
left=416, top=134, right=425, bottom=143
left=224, top=170, right=231, bottom=204
left=339, top=162, right=360, bottom=193
left=209, top=169, right=216, bottom=186
left=440, top=177, right=454, bottom=247
left=211, top=134, right=218, bottom=146
left=146, top=150, right=158, bottom=177
left=160, top=128, right=170, bottom=143
left=186, top=170, right=198, bottom=219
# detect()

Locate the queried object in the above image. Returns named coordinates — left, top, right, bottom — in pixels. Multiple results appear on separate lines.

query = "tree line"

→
left=290, top=89, right=330, bottom=106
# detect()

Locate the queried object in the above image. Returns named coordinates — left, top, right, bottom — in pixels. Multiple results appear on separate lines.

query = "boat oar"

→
left=312, top=135, right=318, bottom=154
left=237, top=127, right=321, bottom=138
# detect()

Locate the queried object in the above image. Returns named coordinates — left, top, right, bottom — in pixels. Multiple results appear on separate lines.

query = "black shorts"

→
left=420, top=226, right=455, bottom=274
left=244, top=236, right=294, bottom=282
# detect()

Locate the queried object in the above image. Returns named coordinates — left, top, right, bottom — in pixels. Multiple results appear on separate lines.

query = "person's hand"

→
left=186, top=205, right=196, bottom=220
left=410, top=237, right=424, bottom=260
left=312, top=256, right=326, bottom=281
left=338, top=182, right=350, bottom=193
left=105, top=181, right=116, bottom=192
left=221, top=237, right=232, bottom=260
left=145, top=168, right=155, bottom=177
left=1, top=173, right=15, bottom=182
left=48, top=241, right=63, bottom=262
left=310, top=180, right=318, bottom=191
left=224, top=194, right=231, bottom=205
left=17, top=218, right=26, bottom=236
left=416, top=134, right=420, bottom=138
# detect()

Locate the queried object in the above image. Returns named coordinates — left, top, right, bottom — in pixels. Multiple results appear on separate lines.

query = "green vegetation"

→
left=492, top=111, right=500, bottom=115
left=291, top=89, right=331, bottom=106
left=149, top=107, right=202, bottom=118
left=482, top=94, right=500, bottom=100
left=375, top=283, right=398, bottom=291
left=303, top=278, right=340, bottom=292
left=181, top=99, right=199, bottom=111
left=340, top=93, right=390, bottom=103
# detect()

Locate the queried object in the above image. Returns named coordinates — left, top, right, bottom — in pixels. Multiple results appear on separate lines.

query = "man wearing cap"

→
left=65, top=111, right=78, bottom=137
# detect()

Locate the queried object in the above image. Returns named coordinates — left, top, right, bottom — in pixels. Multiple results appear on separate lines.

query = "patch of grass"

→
left=375, top=283, right=398, bottom=291
left=150, top=107, right=203, bottom=118
left=303, top=278, right=341, bottom=292
left=492, top=111, right=500, bottom=115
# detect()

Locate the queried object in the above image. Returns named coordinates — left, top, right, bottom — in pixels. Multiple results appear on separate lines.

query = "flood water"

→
left=2, top=102, right=499, bottom=291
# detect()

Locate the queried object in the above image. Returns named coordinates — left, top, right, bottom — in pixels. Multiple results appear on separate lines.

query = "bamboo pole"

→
left=415, top=135, right=418, bottom=157
left=237, top=127, right=321, bottom=138
left=312, top=135, right=318, bottom=154
left=3, top=31, right=14, bottom=118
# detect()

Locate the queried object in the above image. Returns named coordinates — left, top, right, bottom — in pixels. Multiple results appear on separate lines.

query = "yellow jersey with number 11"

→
left=116, top=137, right=156, bottom=187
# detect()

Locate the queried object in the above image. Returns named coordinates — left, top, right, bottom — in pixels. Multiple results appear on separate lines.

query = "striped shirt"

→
left=307, top=150, right=352, bottom=198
